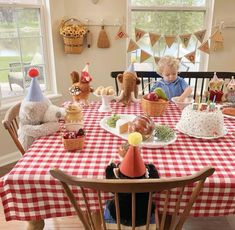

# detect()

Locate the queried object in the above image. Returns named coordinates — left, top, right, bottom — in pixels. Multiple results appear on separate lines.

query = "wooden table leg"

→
left=27, top=220, right=45, bottom=230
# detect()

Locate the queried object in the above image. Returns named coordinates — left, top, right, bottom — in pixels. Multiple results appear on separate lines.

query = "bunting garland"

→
left=127, top=27, right=224, bottom=65
left=115, top=25, right=128, bottom=39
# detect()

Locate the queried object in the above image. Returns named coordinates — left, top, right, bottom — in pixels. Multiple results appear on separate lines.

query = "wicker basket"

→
left=63, top=136, right=85, bottom=151
left=60, top=18, right=87, bottom=54
left=141, top=97, right=169, bottom=117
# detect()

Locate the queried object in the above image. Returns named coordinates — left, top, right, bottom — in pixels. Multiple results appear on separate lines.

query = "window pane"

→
left=131, top=0, right=206, bottom=6
left=0, top=6, right=45, bottom=98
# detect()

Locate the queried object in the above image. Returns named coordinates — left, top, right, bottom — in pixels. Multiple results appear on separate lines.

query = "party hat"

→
left=25, top=68, right=44, bottom=102
left=81, top=62, right=92, bottom=83
left=125, top=62, right=135, bottom=74
left=119, top=132, right=146, bottom=178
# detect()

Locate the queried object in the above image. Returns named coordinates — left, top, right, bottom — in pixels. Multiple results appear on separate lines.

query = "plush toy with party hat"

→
left=69, top=63, right=94, bottom=106
left=105, top=132, right=159, bottom=226
left=18, top=67, right=65, bottom=150
left=116, top=63, right=140, bottom=106
left=222, top=76, right=235, bottom=103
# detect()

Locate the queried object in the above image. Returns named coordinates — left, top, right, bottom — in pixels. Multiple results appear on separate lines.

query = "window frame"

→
left=127, top=0, right=214, bottom=71
left=0, top=0, right=58, bottom=109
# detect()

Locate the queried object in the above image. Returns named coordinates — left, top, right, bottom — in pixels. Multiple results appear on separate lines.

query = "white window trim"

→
left=127, top=0, right=214, bottom=71
left=0, top=0, right=62, bottom=110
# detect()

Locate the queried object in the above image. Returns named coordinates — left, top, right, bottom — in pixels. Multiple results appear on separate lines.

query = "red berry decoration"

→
left=76, top=128, right=85, bottom=137
left=28, top=68, right=39, bottom=78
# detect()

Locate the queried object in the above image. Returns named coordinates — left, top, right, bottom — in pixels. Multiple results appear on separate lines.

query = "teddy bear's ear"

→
left=70, top=71, right=80, bottom=84
left=136, top=77, right=141, bottom=85
left=117, top=74, right=124, bottom=83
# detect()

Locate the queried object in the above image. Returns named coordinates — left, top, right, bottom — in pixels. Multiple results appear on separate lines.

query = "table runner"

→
left=1, top=102, right=235, bottom=221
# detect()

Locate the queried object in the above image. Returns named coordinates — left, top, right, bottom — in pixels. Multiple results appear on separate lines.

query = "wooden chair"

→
left=50, top=166, right=215, bottom=230
left=2, top=102, right=25, bottom=155
left=111, top=71, right=235, bottom=99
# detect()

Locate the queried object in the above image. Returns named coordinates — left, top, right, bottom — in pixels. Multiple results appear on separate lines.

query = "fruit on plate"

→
left=154, top=87, right=168, bottom=100
left=128, top=115, right=155, bottom=140
left=154, top=124, right=175, bottom=141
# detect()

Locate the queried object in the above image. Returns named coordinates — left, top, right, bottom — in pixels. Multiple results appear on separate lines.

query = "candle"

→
left=213, top=95, right=216, bottom=103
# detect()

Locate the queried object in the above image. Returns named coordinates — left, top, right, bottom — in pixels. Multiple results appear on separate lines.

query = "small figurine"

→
left=69, top=63, right=94, bottom=106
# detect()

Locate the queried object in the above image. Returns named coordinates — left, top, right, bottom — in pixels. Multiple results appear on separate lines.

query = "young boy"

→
left=151, top=55, right=192, bottom=102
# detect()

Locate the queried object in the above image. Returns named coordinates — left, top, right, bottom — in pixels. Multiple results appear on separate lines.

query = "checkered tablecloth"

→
left=1, top=102, right=235, bottom=221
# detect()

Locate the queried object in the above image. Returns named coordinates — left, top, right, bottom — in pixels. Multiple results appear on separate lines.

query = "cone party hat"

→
left=119, top=132, right=146, bottom=178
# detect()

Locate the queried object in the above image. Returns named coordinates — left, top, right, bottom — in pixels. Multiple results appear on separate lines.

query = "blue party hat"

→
left=126, top=63, right=135, bottom=73
left=25, top=68, right=44, bottom=102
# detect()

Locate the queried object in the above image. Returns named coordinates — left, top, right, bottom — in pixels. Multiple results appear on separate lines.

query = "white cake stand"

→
left=94, top=93, right=115, bottom=112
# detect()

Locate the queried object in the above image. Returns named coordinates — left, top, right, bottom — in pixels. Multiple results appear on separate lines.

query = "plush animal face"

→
left=118, top=72, right=140, bottom=92
left=208, top=79, right=224, bottom=91
left=226, top=80, right=235, bottom=92
left=19, top=98, right=51, bottom=125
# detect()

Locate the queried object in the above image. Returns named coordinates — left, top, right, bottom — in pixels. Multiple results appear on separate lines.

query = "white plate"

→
left=100, top=114, right=177, bottom=148
left=176, top=124, right=228, bottom=139
left=223, top=114, right=235, bottom=119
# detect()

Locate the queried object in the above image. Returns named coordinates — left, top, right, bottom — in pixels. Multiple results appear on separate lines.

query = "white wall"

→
left=1, top=0, right=235, bottom=165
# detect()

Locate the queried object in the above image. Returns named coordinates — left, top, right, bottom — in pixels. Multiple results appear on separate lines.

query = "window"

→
left=0, top=0, right=52, bottom=103
left=128, top=0, right=212, bottom=71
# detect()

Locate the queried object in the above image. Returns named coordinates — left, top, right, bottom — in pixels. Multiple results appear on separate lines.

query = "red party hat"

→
left=119, top=145, right=146, bottom=178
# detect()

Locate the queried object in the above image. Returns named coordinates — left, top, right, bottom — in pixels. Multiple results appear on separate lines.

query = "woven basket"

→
left=63, top=136, right=85, bottom=151
left=60, top=18, right=87, bottom=54
left=141, top=97, right=169, bottom=117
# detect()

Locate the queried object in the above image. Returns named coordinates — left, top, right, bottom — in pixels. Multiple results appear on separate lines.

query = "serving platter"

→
left=100, top=114, right=177, bottom=148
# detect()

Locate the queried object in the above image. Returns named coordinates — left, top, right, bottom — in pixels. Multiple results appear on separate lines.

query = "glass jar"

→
left=65, top=104, right=83, bottom=123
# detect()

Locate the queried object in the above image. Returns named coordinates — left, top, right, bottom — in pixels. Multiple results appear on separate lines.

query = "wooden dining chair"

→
left=2, top=102, right=25, bottom=155
left=111, top=71, right=235, bottom=99
left=50, top=166, right=215, bottom=230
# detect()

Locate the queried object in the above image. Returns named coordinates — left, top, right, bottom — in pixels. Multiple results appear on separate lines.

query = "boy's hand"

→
left=177, top=96, right=185, bottom=103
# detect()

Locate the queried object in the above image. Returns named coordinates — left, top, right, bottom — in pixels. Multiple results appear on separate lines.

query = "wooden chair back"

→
left=111, top=71, right=235, bottom=99
left=50, top=166, right=214, bottom=230
left=2, top=102, right=25, bottom=155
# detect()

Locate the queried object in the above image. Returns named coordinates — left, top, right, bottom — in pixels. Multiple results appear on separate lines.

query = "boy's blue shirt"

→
left=150, top=76, right=189, bottom=100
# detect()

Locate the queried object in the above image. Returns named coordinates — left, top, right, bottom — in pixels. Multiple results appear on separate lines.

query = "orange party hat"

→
left=119, top=132, right=146, bottom=178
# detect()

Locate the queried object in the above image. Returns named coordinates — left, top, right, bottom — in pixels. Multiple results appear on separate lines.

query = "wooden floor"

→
left=0, top=163, right=234, bottom=230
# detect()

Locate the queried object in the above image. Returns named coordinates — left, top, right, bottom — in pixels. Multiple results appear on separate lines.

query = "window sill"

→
left=0, top=93, right=63, bottom=117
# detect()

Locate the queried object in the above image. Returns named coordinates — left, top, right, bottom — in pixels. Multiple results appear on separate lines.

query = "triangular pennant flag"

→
left=127, top=39, right=139, bottom=52
left=149, top=32, right=161, bottom=47
left=198, top=40, right=210, bottom=54
left=135, top=28, right=146, bottom=42
left=185, top=51, right=196, bottom=64
left=212, top=41, right=223, bottom=51
left=179, top=33, right=192, bottom=47
left=154, top=56, right=160, bottom=65
left=210, top=29, right=224, bottom=42
left=140, top=49, right=151, bottom=63
left=164, top=35, right=176, bottom=48
left=194, top=29, right=206, bottom=43
left=115, top=25, right=128, bottom=40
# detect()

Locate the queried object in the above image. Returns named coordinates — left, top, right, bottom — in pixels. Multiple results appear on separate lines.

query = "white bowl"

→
left=64, top=122, right=83, bottom=132
left=172, top=97, right=194, bottom=110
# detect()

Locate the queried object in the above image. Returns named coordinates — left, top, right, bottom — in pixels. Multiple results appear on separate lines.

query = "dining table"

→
left=0, top=101, right=235, bottom=229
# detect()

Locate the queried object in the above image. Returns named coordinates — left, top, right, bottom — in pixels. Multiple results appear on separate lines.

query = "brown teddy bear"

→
left=116, top=63, right=140, bottom=106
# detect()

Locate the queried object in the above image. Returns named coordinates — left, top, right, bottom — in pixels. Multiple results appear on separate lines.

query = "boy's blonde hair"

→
left=157, top=55, right=180, bottom=75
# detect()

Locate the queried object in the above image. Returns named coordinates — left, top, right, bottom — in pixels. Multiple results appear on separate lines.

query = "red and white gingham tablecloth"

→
left=1, top=102, right=235, bottom=221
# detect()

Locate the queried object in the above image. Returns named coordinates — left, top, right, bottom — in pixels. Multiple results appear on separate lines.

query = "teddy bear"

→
left=116, top=63, right=140, bottom=106
left=222, top=76, right=235, bottom=103
left=18, top=68, right=65, bottom=151
left=205, top=72, right=224, bottom=102
left=105, top=132, right=159, bottom=227
left=69, top=63, right=94, bottom=106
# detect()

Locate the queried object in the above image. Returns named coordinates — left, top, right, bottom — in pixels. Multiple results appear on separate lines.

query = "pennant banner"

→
left=127, top=39, right=139, bottom=52
left=198, top=40, right=210, bottom=54
left=164, top=35, right=176, bottom=48
left=140, top=49, right=151, bottom=63
left=194, top=29, right=206, bottom=43
left=115, top=25, right=128, bottom=40
left=154, top=56, right=160, bottom=64
left=179, top=34, right=191, bottom=47
left=185, top=51, right=196, bottom=64
left=210, top=29, right=224, bottom=42
left=149, top=32, right=161, bottom=47
left=135, top=28, right=146, bottom=42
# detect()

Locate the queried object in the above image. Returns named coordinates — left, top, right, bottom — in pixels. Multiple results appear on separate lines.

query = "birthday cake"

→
left=176, top=104, right=225, bottom=138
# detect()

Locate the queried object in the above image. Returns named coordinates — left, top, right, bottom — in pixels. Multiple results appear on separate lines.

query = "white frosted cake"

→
left=176, top=104, right=225, bottom=138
